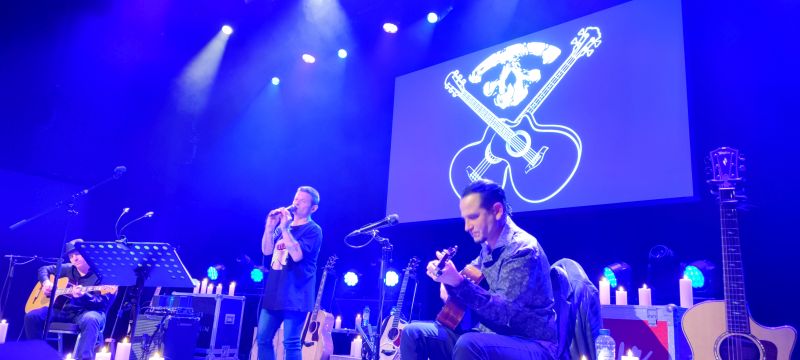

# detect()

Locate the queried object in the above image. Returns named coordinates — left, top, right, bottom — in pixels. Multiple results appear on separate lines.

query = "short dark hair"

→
left=298, top=186, right=320, bottom=205
left=460, top=179, right=510, bottom=217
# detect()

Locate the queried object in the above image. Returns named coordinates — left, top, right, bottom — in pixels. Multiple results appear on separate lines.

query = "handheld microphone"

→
left=269, top=205, right=297, bottom=217
left=349, top=214, right=400, bottom=235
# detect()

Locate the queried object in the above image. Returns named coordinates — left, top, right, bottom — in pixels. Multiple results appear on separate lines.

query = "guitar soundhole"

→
left=308, top=322, right=318, bottom=333
left=387, top=328, right=400, bottom=340
left=717, top=334, right=763, bottom=360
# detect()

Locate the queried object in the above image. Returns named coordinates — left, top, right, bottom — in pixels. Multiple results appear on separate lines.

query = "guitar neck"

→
left=720, top=193, right=750, bottom=334
left=391, top=273, right=412, bottom=328
left=513, top=51, right=581, bottom=123
left=54, top=285, right=105, bottom=297
left=456, top=91, right=516, bottom=142
left=311, top=270, right=329, bottom=317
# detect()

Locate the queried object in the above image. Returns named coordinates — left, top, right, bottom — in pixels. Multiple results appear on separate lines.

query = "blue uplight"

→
left=427, top=12, right=439, bottom=24
left=603, top=267, right=617, bottom=288
left=251, top=268, right=264, bottom=283
left=384, top=270, right=399, bottom=287
left=684, top=265, right=705, bottom=288
left=344, top=271, right=359, bottom=287
left=207, top=266, right=219, bottom=281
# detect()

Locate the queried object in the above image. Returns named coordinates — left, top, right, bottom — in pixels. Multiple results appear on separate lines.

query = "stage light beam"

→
left=302, top=54, right=316, bottom=63
left=383, top=23, right=398, bottom=34
left=221, top=25, right=233, bottom=35
left=427, top=12, right=439, bottom=24
left=338, top=49, right=348, bottom=59
left=384, top=270, right=399, bottom=287
left=344, top=271, right=359, bottom=287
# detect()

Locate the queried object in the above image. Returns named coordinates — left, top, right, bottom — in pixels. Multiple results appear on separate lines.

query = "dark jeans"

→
left=400, top=321, right=555, bottom=360
left=255, top=308, right=307, bottom=360
left=24, top=307, right=105, bottom=360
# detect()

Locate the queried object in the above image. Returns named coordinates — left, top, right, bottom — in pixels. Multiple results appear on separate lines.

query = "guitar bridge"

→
left=524, top=146, right=549, bottom=174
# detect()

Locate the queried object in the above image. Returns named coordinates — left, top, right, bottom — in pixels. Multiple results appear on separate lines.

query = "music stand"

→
left=74, top=241, right=193, bottom=341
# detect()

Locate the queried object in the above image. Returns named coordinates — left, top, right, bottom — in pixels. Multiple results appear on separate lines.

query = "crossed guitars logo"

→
left=445, top=26, right=602, bottom=204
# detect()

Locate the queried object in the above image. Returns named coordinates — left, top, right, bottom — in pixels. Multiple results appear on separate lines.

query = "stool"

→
left=47, top=322, right=82, bottom=355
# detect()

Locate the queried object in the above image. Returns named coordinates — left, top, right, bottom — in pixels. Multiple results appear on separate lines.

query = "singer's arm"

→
left=261, top=212, right=280, bottom=256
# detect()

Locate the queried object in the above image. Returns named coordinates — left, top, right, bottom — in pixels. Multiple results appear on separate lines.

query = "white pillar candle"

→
left=228, top=282, right=236, bottom=296
left=615, top=287, right=628, bottom=305
left=215, top=283, right=223, bottom=295
left=599, top=278, right=611, bottom=305
left=65, top=354, right=75, bottom=360
left=206, top=283, right=214, bottom=295
left=680, top=276, right=693, bottom=308
left=638, top=284, right=652, bottom=306
left=200, top=278, right=209, bottom=294
left=115, top=338, right=131, bottom=360
left=355, top=313, right=362, bottom=328
left=350, top=335, right=363, bottom=357
left=95, top=347, right=112, bottom=360
left=192, top=279, right=200, bottom=294
left=334, top=316, right=342, bottom=329
left=621, top=349, right=639, bottom=360
left=148, top=353, right=164, bottom=360
left=0, top=319, right=7, bottom=344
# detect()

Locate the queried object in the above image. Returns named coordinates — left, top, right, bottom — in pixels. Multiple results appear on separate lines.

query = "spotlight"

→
left=271, top=77, right=280, bottom=85
left=302, top=54, right=316, bottom=63
left=250, top=268, right=264, bottom=283
left=221, top=25, right=233, bottom=35
left=384, top=270, right=399, bottom=287
left=207, top=266, right=219, bottom=281
left=603, top=262, right=631, bottom=289
left=684, top=260, right=716, bottom=289
left=344, top=271, right=359, bottom=287
left=427, top=12, right=439, bottom=24
left=337, top=49, right=348, bottom=59
left=383, top=23, right=398, bottom=34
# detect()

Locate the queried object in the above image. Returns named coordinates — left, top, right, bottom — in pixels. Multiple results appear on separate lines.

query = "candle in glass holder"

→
left=599, top=278, right=611, bottom=305
left=638, top=284, right=652, bottom=306
left=680, top=276, right=693, bottom=308
left=615, top=287, right=628, bottom=305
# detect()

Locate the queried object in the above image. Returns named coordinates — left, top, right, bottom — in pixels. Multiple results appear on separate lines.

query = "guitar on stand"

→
left=378, top=257, right=420, bottom=360
left=682, top=147, right=796, bottom=359
left=25, top=275, right=118, bottom=313
left=301, top=255, right=338, bottom=360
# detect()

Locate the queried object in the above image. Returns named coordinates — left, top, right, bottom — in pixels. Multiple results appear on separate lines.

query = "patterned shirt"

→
left=447, top=218, right=558, bottom=347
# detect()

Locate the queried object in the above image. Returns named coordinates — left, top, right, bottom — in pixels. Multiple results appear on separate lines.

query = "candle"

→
left=206, top=283, right=214, bottom=295
left=621, top=349, right=639, bottom=360
left=638, top=284, right=652, bottom=306
left=680, top=276, right=693, bottom=308
left=615, top=286, right=628, bottom=305
left=350, top=335, right=363, bottom=357
left=228, top=282, right=236, bottom=296
left=148, top=353, right=164, bottom=360
left=580, top=356, right=587, bottom=360
left=334, top=316, right=342, bottom=329
left=200, top=278, right=209, bottom=294
left=192, top=279, right=200, bottom=294
left=0, top=319, right=7, bottom=344
left=215, top=283, right=223, bottom=295
left=95, top=347, right=112, bottom=360
left=599, top=278, right=611, bottom=305
left=115, top=337, right=131, bottom=360
left=65, top=354, right=75, bottom=360
left=355, top=313, right=362, bottom=328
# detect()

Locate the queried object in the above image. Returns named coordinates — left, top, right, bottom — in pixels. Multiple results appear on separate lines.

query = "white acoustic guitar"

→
left=379, top=257, right=420, bottom=360
left=682, top=147, right=796, bottom=359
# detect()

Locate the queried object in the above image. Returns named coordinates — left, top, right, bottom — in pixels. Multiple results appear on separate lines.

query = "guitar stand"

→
left=371, top=230, right=392, bottom=360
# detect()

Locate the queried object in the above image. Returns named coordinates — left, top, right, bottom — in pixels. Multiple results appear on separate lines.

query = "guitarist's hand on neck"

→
left=426, top=250, right=464, bottom=288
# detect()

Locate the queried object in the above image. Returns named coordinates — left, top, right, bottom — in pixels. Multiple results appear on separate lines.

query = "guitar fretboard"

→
left=720, top=191, right=750, bottom=334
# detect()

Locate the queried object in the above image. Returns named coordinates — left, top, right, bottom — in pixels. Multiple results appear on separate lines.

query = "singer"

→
left=400, top=179, right=558, bottom=360
left=257, top=186, right=323, bottom=360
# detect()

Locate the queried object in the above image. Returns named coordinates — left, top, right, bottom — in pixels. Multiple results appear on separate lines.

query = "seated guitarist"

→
left=400, top=179, right=558, bottom=360
left=23, top=239, right=117, bottom=360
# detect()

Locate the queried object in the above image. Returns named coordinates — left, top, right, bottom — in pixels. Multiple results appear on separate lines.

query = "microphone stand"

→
left=368, top=229, right=392, bottom=360
left=7, top=170, right=123, bottom=339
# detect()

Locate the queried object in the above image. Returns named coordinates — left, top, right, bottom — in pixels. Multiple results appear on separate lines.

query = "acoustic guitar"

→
left=25, top=275, right=117, bottom=313
left=378, top=257, right=420, bottom=360
left=434, top=246, right=487, bottom=331
left=300, top=255, right=338, bottom=360
left=682, top=147, right=796, bottom=359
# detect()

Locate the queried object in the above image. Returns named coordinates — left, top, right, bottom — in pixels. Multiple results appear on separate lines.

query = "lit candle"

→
left=95, top=347, right=112, bottom=360
left=616, top=286, right=628, bottom=305
left=355, top=313, right=362, bottom=328
left=65, top=354, right=75, bottom=360
left=680, top=276, right=693, bottom=308
left=192, top=279, right=200, bottom=294
left=0, top=319, right=7, bottom=344
left=638, top=284, right=652, bottom=306
left=115, top=337, right=131, bottom=360
left=206, top=283, right=214, bottom=295
left=350, top=335, right=363, bottom=357
left=148, top=353, right=164, bottom=360
left=599, top=278, right=611, bottom=305
left=215, top=283, right=223, bottom=295
left=621, top=349, right=639, bottom=360
left=200, top=278, right=209, bottom=294
left=580, top=356, right=587, bottom=360
left=228, top=282, right=236, bottom=296
left=334, top=316, right=342, bottom=329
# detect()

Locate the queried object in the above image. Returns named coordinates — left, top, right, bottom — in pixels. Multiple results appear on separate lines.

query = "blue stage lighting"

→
left=383, top=23, right=398, bottom=34
left=207, top=266, right=219, bottom=281
left=302, top=54, right=316, bottom=63
left=338, top=49, right=348, bottom=59
left=251, top=268, right=264, bottom=283
left=221, top=25, right=233, bottom=35
left=344, top=271, right=359, bottom=287
left=384, top=270, right=399, bottom=287
left=427, top=12, right=439, bottom=24
left=271, top=77, right=280, bottom=85
left=603, top=262, right=631, bottom=288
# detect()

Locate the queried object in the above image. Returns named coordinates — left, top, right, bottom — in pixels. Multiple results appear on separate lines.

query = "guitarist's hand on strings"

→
left=68, top=285, right=86, bottom=298
left=426, top=250, right=464, bottom=287
left=42, top=280, right=54, bottom=297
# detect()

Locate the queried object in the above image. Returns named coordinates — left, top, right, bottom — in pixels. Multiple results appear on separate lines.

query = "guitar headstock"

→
left=444, top=70, right=467, bottom=98
left=707, top=147, right=746, bottom=203
left=435, top=246, right=458, bottom=275
left=570, top=26, right=602, bottom=58
left=324, top=255, right=338, bottom=272
left=404, top=257, right=420, bottom=278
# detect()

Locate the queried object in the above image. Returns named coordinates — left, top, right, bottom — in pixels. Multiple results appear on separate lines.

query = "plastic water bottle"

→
left=595, top=328, right=616, bottom=360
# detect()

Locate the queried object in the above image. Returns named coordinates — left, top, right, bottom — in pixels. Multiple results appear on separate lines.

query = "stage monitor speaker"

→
left=130, top=313, right=200, bottom=360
